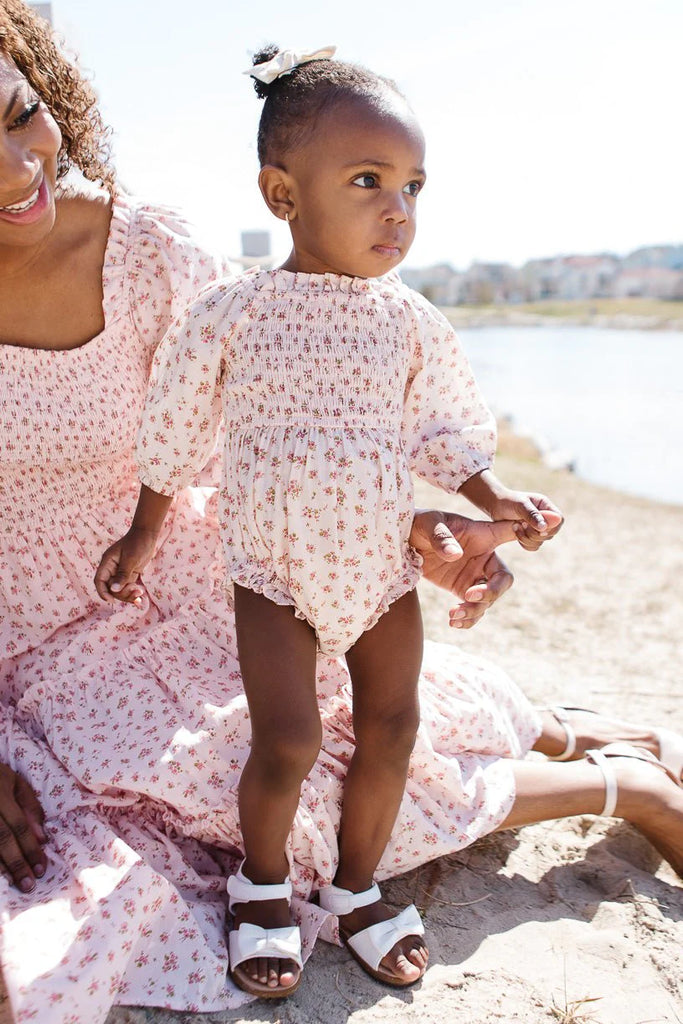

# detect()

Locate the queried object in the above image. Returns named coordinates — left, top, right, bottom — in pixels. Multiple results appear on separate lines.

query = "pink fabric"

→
left=0, top=195, right=540, bottom=1023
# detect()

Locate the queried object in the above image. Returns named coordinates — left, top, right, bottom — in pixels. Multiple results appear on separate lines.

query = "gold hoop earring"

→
left=285, top=212, right=290, bottom=223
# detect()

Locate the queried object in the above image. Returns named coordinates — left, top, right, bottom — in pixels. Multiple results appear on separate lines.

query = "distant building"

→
left=402, top=243, right=683, bottom=305
left=234, top=230, right=273, bottom=270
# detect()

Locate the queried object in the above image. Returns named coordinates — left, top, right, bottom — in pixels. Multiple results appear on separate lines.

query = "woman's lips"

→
left=0, top=176, right=49, bottom=225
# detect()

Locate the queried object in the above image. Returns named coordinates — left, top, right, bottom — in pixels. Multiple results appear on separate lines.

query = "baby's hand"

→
left=94, top=527, right=158, bottom=605
left=489, top=490, right=564, bottom=551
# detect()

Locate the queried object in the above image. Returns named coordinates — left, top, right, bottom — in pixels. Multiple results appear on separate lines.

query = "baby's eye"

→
left=10, top=101, right=40, bottom=131
left=403, top=181, right=422, bottom=197
left=352, top=173, right=378, bottom=189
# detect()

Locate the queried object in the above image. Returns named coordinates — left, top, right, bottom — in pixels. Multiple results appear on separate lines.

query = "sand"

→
left=5, top=432, right=683, bottom=1024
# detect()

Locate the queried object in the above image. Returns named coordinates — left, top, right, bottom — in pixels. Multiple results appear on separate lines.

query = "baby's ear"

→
left=258, top=165, right=296, bottom=223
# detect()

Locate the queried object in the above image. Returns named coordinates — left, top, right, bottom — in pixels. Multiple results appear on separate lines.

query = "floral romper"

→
left=137, top=267, right=496, bottom=655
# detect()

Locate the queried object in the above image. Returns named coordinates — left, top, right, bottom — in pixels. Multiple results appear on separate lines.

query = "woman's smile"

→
left=0, top=173, right=48, bottom=223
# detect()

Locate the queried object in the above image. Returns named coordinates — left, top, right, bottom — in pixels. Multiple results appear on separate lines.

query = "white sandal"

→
left=586, top=742, right=681, bottom=817
left=318, top=881, right=425, bottom=987
left=226, top=862, right=303, bottom=998
left=545, top=707, right=683, bottom=781
left=542, top=705, right=596, bottom=761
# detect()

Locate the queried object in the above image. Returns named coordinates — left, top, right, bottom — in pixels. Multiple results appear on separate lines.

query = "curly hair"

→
left=0, top=0, right=115, bottom=191
left=251, top=45, right=404, bottom=166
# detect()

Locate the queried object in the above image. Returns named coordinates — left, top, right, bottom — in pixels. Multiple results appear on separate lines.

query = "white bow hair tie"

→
left=245, top=45, right=337, bottom=85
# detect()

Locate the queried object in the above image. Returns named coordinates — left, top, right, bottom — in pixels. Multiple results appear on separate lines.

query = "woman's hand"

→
left=410, top=509, right=517, bottom=628
left=94, top=527, right=157, bottom=605
left=0, top=762, right=48, bottom=892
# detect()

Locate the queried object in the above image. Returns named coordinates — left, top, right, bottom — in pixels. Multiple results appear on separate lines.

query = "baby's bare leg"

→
left=335, top=588, right=427, bottom=982
left=233, top=585, right=320, bottom=990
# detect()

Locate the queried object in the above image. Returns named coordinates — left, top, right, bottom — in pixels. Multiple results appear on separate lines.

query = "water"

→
left=458, top=326, right=683, bottom=506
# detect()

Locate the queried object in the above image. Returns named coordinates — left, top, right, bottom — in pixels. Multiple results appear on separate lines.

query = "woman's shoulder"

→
left=110, top=191, right=230, bottom=270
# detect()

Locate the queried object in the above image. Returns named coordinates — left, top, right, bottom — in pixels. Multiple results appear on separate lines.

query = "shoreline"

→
left=442, top=302, right=683, bottom=332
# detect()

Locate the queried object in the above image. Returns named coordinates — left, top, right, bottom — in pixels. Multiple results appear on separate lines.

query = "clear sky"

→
left=45, top=0, right=682, bottom=270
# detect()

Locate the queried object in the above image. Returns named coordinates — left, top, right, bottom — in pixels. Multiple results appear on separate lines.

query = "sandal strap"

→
left=347, top=904, right=424, bottom=973
left=543, top=706, right=577, bottom=761
left=227, top=861, right=292, bottom=913
left=318, top=881, right=382, bottom=917
left=585, top=747, right=619, bottom=816
left=229, top=922, right=303, bottom=971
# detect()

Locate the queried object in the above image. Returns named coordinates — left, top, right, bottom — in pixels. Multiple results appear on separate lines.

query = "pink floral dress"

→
left=0, top=196, right=540, bottom=1024
left=138, top=268, right=496, bottom=655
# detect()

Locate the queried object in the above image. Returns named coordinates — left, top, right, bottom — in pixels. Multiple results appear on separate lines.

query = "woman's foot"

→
left=536, top=707, right=661, bottom=762
left=593, top=746, right=683, bottom=879
left=337, top=899, right=429, bottom=985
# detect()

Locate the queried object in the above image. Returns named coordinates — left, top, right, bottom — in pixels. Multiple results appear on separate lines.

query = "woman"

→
left=0, top=2, right=680, bottom=1019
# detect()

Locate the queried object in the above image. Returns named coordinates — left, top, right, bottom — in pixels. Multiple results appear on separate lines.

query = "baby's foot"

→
left=338, top=898, right=428, bottom=986
left=227, top=864, right=302, bottom=998
left=231, top=896, right=301, bottom=993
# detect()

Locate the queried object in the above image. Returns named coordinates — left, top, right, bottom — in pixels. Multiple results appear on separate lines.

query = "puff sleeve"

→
left=401, top=290, right=496, bottom=492
left=122, top=197, right=236, bottom=358
left=136, top=281, right=235, bottom=495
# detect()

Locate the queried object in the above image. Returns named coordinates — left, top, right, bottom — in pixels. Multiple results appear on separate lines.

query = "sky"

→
left=42, top=0, right=682, bottom=271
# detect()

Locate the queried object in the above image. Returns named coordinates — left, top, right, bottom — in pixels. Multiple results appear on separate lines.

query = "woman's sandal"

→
left=586, top=741, right=682, bottom=816
left=318, top=881, right=425, bottom=988
left=542, top=705, right=596, bottom=760
left=226, top=862, right=303, bottom=999
left=545, top=706, right=683, bottom=780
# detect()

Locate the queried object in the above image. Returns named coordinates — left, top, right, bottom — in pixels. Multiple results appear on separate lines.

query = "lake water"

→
left=458, top=326, right=683, bottom=506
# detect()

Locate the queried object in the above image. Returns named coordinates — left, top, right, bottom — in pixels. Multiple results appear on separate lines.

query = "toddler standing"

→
left=97, top=45, right=561, bottom=998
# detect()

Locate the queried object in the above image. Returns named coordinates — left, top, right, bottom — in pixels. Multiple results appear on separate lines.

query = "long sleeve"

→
left=136, top=284, right=229, bottom=495
left=401, top=290, right=496, bottom=493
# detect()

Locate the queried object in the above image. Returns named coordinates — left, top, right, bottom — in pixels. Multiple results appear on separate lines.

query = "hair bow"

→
left=245, top=46, right=337, bottom=85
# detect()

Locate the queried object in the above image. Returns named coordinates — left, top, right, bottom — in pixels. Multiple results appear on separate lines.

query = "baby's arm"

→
left=94, top=485, right=173, bottom=604
left=402, top=290, right=563, bottom=551
left=459, top=469, right=564, bottom=551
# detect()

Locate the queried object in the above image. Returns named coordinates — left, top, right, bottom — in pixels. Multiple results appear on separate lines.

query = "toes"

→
left=382, top=939, right=428, bottom=982
left=391, top=952, right=422, bottom=981
left=243, top=956, right=299, bottom=990
left=409, top=942, right=429, bottom=971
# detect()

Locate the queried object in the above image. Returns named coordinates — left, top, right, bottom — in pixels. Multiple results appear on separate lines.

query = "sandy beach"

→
left=5, top=431, right=683, bottom=1024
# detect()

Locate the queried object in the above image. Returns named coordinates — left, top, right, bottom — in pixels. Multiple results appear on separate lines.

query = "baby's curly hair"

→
left=0, top=0, right=115, bottom=191
left=251, top=45, right=405, bottom=166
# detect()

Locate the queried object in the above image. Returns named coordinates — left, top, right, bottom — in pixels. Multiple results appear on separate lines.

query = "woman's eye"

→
left=352, top=173, right=378, bottom=189
left=403, top=181, right=422, bottom=197
left=11, top=101, right=40, bottom=130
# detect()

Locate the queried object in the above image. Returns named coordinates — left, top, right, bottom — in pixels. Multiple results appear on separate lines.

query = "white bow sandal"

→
left=318, top=881, right=426, bottom=988
left=226, top=862, right=303, bottom=998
